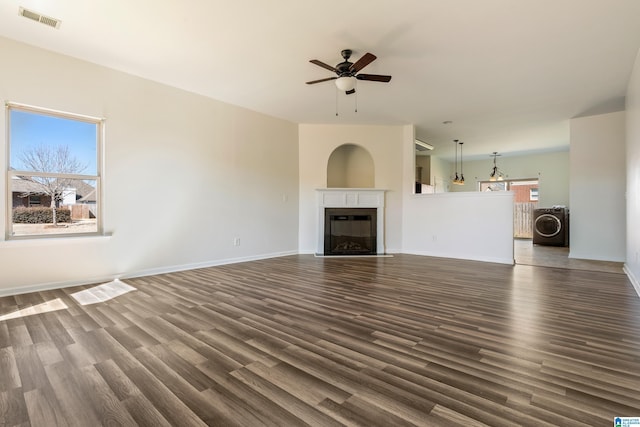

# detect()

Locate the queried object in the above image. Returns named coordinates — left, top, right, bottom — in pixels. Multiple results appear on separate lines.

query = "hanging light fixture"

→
left=458, top=141, right=465, bottom=185
left=452, top=139, right=466, bottom=185
left=452, top=139, right=460, bottom=184
left=335, top=76, right=357, bottom=92
left=489, top=152, right=505, bottom=181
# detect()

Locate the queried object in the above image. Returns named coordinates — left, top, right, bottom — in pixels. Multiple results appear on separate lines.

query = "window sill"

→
left=1, top=232, right=113, bottom=247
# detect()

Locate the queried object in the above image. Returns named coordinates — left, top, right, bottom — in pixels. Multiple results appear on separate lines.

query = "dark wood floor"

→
left=1, top=254, right=640, bottom=426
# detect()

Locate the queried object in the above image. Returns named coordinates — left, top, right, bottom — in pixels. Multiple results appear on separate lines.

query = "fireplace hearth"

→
left=324, top=208, right=377, bottom=255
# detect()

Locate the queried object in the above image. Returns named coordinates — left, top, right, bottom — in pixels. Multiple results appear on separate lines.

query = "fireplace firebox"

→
left=324, top=208, right=377, bottom=255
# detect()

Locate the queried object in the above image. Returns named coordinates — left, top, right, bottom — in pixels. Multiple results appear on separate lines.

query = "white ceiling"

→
left=2, top=0, right=640, bottom=160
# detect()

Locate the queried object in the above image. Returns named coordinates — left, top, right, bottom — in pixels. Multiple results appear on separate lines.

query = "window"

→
left=479, top=181, right=507, bottom=192
left=6, top=103, right=103, bottom=238
left=28, top=195, right=41, bottom=206
left=479, top=179, right=539, bottom=199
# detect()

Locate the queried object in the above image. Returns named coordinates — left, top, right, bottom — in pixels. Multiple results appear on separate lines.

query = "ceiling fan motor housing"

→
left=336, top=62, right=354, bottom=76
left=337, top=49, right=354, bottom=76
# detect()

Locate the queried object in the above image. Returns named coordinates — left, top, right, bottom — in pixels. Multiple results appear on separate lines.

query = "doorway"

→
left=479, top=179, right=539, bottom=238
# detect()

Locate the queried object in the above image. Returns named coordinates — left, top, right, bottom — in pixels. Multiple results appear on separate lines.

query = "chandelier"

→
left=489, top=152, right=505, bottom=181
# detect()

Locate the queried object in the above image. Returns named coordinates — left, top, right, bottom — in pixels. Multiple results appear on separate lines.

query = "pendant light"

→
left=458, top=141, right=465, bottom=185
left=489, top=152, right=505, bottom=181
left=452, top=139, right=465, bottom=185
left=452, top=139, right=460, bottom=184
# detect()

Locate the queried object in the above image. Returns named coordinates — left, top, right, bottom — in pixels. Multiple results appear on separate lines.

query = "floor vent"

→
left=19, top=7, right=61, bottom=29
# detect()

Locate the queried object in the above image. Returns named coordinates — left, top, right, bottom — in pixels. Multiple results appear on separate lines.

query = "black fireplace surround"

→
left=324, top=208, right=377, bottom=255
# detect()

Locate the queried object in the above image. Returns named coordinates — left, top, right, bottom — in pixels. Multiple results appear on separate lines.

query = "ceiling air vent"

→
left=19, top=7, right=61, bottom=29
left=415, top=139, right=434, bottom=152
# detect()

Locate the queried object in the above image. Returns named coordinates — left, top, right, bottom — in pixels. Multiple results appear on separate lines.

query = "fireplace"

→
left=316, top=189, right=386, bottom=255
left=324, top=208, right=377, bottom=255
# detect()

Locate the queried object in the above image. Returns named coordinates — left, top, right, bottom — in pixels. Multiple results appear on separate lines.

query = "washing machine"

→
left=533, top=207, right=569, bottom=246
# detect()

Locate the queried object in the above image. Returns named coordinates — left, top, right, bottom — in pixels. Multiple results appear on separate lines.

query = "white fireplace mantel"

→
left=316, top=188, right=386, bottom=255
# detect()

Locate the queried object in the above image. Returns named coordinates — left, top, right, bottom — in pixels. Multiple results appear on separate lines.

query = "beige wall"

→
left=0, top=37, right=299, bottom=294
left=415, top=155, right=430, bottom=184
left=327, top=144, right=375, bottom=188
left=429, top=155, right=451, bottom=193
left=570, top=111, right=626, bottom=261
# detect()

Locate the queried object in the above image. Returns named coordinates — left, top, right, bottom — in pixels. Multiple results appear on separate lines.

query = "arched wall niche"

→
left=326, top=144, right=375, bottom=188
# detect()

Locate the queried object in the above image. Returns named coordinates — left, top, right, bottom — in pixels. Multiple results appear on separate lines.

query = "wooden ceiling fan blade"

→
left=356, top=73, right=392, bottom=82
left=306, top=77, right=337, bottom=85
left=349, top=52, right=376, bottom=73
left=310, top=59, right=337, bottom=72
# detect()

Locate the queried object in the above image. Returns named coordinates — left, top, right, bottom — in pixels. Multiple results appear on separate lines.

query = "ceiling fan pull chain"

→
left=335, top=86, right=339, bottom=116
left=355, top=83, right=358, bottom=113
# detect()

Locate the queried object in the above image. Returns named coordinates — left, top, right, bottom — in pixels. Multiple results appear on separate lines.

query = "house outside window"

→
left=5, top=103, right=103, bottom=238
left=28, top=195, right=42, bottom=206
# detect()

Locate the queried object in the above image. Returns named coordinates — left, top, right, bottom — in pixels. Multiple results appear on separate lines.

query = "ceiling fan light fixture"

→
left=335, top=76, right=356, bottom=92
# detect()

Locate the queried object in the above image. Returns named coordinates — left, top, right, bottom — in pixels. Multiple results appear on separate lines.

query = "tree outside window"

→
left=6, top=104, right=103, bottom=238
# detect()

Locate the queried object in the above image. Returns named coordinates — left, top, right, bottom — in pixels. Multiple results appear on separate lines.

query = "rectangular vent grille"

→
left=19, top=7, right=61, bottom=29
left=415, top=139, right=434, bottom=151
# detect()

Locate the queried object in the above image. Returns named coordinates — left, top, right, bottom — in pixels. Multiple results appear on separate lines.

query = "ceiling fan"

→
left=306, top=49, right=392, bottom=95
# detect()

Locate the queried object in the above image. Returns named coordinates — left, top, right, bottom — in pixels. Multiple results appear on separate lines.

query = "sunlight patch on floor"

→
left=0, top=298, right=68, bottom=321
left=70, top=279, right=137, bottom=306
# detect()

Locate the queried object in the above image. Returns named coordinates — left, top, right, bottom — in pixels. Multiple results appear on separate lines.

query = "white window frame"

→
left=5, top=102, right=104, bottom=239
left=530, top=188, right=539, bottom=201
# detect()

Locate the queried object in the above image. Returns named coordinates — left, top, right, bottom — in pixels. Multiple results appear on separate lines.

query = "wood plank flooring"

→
left=514, top=239, right=625, bottom=273
left=1, top=254, right=640, bottom=426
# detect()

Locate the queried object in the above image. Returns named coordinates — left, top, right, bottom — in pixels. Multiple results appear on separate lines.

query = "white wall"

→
left=448, top=150, right=570, bottom=208
left=0, top=37, right=299, bottom=295
left=298, top=124, right=406, bottom=254
left=625, top=48, right=640, bottom=296
left=403, top=192, right=514, bottom=264
left=569, top=111, right=626, bottom=262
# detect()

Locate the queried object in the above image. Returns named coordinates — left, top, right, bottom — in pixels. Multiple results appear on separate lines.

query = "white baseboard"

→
left=0, top=250, right=298, bottom=298
left=402, top=249, right=514, bottom=265
left=623, top=264, right=640, bottom=299
left=0, top=273, right=118, bottom=298
left=119, top=250, right=298, bottom=281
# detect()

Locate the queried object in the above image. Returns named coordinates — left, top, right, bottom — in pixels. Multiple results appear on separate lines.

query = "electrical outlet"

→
left=233, top=237, right=240, bottom=246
